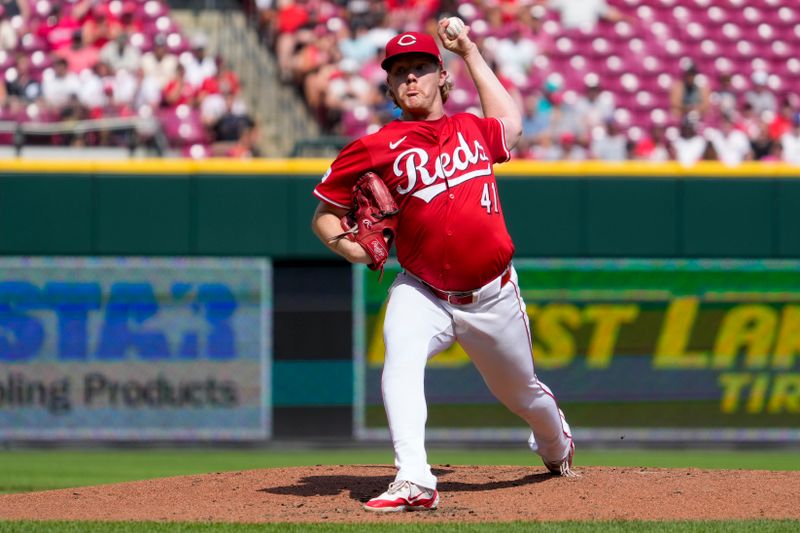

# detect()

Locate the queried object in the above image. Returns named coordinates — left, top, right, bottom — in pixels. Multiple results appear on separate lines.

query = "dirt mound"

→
left=1, top=465, right=798, bottom=523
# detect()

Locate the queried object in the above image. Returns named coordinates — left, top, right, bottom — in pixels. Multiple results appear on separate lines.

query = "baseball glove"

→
left=329, top=171, right=399, bottom=277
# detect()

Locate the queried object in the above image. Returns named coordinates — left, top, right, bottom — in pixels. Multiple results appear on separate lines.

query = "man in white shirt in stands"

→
left=744, top=70, right=776, bottom=117
left=590, top=118, right=627, bottom=161
left=181, top=33, right=217, bottom=87
left=706, top=113, right=752, bottom=166
left=671, top=116, right=716, bottom=167
left=41, top=58, right=81, bottom=110
left=548, top=0, right=630, bottom=29
left=141, top=34, right=179, bottom=89
left=572, top=74, right=615, bottom=134
left=782, top=113, right=800, bottom=165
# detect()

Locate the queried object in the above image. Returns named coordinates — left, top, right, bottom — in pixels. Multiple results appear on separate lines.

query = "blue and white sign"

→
left=0, top=257, right=271, bottom=440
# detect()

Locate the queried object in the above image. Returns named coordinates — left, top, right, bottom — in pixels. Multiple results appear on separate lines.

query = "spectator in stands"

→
left=5, top=53, right=42, bottom=104
left=590, top=118, right=627, bottom=161
left=633, top=124, right=670, bottom=162
left=362, top=4, right=395, bottom=44
left=201, top=80, right=247, bottom=129
left=781, top=113, right=800, bottom=165
left=767, top=98, right=795, bottom=141
left=0, top=0, right=29, bottom=50
left=548, top=0, right=631, bottom=30
left=669, top=59, right=710, bottom=121
left=323, top=57, right=381, bottom=133
left=481, top=2, right=506, bottom=34
left=710, top=72, right=737, bottom=121
left=57, top=30, right=100, bottom=73
left=529, top=77, right=568, bottom=140
left=110, top=63, right=142, bottom=111
left=211, top=91, right=258, bottom=154
left=76, top=61, right=110, bottom=117
left=338, top=21, right=379, bottom=70
left=384, top=0, right=439, bottom=32
left=519, top=4, right=553, bottom=55
left=161, top=63, right=195, bottom=108
left=493, top=22, right=537, bottom=87
left=36, top=3, right=84, bottom=51
left=572, top=73, right=615, bottom=138
left=297, top=31, right=344, bottom=122
left=197, top=55, right=241, bottom=104
left=224, top=115, right=261, bottom=158
left=745, top=70, right=776, bottom=117
left=0, top=25, right=16, bottom=54
left=81, top=3, right=118, bottom=51
left=528, top=131, right=563, bottom=161
left=293, top=28, right=341, bottom=91
left=117, top=4, right=144, bottom=36
left=141, top=34, right=178, bottom=90
left=0, top=0, right=28, bottom=21
left=736, top=101, right=762, bottom=140
left=749, top=120, right=774, bottom=161
left=671, top=116, right=716, bottom=167
left=198, top=56, right=242, bottom=119
left=182, top=33, right=217, bottom=87
left=557, top=131, right=588, bottom=161
left=254, top=0, right=278, bottom=46
left=761, top=141, right=783, bottom=162
left=126, top=66, right=160, bottom=111
left=100, top=32, right=142, bottom=74
left=274, top=0, right=312, bottom=81
left=372, top=79, right=401, bottom=125
left=706, top=113, right=752, bottom=166
left=521, top=93, right=546, bottom=141
left=41, top=58, right=81, bottom=110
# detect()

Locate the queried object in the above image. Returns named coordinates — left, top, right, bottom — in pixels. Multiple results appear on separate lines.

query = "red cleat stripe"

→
left=408, top=491, right=438, bottom=507
left=365, top=497, right=408, bottom=508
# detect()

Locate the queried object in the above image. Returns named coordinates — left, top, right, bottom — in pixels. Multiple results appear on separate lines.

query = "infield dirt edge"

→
left=0, top=465, right=797, bottom=523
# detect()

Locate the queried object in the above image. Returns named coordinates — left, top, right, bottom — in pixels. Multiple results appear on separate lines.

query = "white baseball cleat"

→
left=363, top=480, right=440, bottom=512
left=534, top=408, right=578, bottom=477
left=544, top=438, right=577, bottom=477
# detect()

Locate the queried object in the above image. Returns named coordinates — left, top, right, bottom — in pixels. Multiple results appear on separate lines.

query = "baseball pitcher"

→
left=311, top=18, right=575, bottom=513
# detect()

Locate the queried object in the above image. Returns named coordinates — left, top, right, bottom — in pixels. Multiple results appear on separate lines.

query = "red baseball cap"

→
left=381, top=32, right=443, bottom=71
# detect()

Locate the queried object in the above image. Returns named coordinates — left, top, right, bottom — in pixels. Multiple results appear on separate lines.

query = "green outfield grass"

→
left=1, top=448, right=798, bottom=532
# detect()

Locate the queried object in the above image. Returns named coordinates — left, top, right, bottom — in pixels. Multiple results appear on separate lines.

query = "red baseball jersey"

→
left=314, top=113, right=514, bottom=292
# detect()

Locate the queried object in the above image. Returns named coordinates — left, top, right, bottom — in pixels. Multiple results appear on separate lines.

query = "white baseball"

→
left=445, top=16, right=465, bottom=39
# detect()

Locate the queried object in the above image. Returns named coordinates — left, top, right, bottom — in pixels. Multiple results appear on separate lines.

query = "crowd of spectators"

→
left=1, top=0, right=259, bottom=156
left=252, top=0, right=800, bottom=165
left=3, top=0, right=800, bottom=163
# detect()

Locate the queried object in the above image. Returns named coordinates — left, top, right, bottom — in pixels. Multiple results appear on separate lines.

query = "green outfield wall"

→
left=2, top=159, right=800, bottom=442
left=2, top=160, right=799, bottom=258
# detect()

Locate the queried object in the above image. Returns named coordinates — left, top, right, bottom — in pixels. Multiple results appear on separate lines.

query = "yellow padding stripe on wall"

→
left=2, top=159, right=799, bottom=177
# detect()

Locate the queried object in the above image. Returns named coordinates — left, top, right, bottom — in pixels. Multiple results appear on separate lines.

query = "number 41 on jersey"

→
left=481, top=182, right=499, bottom=214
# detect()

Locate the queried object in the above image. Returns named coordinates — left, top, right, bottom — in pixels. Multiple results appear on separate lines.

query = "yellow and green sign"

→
left=357, top=260, right=800, bottom=442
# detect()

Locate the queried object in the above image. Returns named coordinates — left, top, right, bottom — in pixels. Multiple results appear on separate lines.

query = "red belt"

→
left=427, top=268, right=512, bottom=305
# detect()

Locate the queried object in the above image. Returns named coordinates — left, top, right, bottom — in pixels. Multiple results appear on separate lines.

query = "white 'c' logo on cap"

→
left=397, top=34, right=417, bottom=46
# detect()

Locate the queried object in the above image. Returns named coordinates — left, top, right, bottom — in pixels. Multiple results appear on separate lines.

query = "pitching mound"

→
left=1, top=465, right=798, bottom=523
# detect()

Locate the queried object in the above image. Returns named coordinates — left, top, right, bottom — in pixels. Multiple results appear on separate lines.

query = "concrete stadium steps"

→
left=172, top=9, right=319, bottom=157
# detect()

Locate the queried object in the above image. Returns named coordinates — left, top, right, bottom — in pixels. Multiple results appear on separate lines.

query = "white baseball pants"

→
left=381, top=265, right=573, bottom=490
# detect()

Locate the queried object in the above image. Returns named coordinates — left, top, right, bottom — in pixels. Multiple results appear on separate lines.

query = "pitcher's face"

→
left=386, top=53, right=446, bottom=116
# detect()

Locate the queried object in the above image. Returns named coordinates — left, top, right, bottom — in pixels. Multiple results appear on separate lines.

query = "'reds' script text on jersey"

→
left=314, top=113, right=514, bottom=292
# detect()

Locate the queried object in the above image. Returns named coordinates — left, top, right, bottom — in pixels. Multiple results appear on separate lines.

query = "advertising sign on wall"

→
left=0, top=257, right=271, bottom=440
left=356, top=260, right=800, bottom=442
